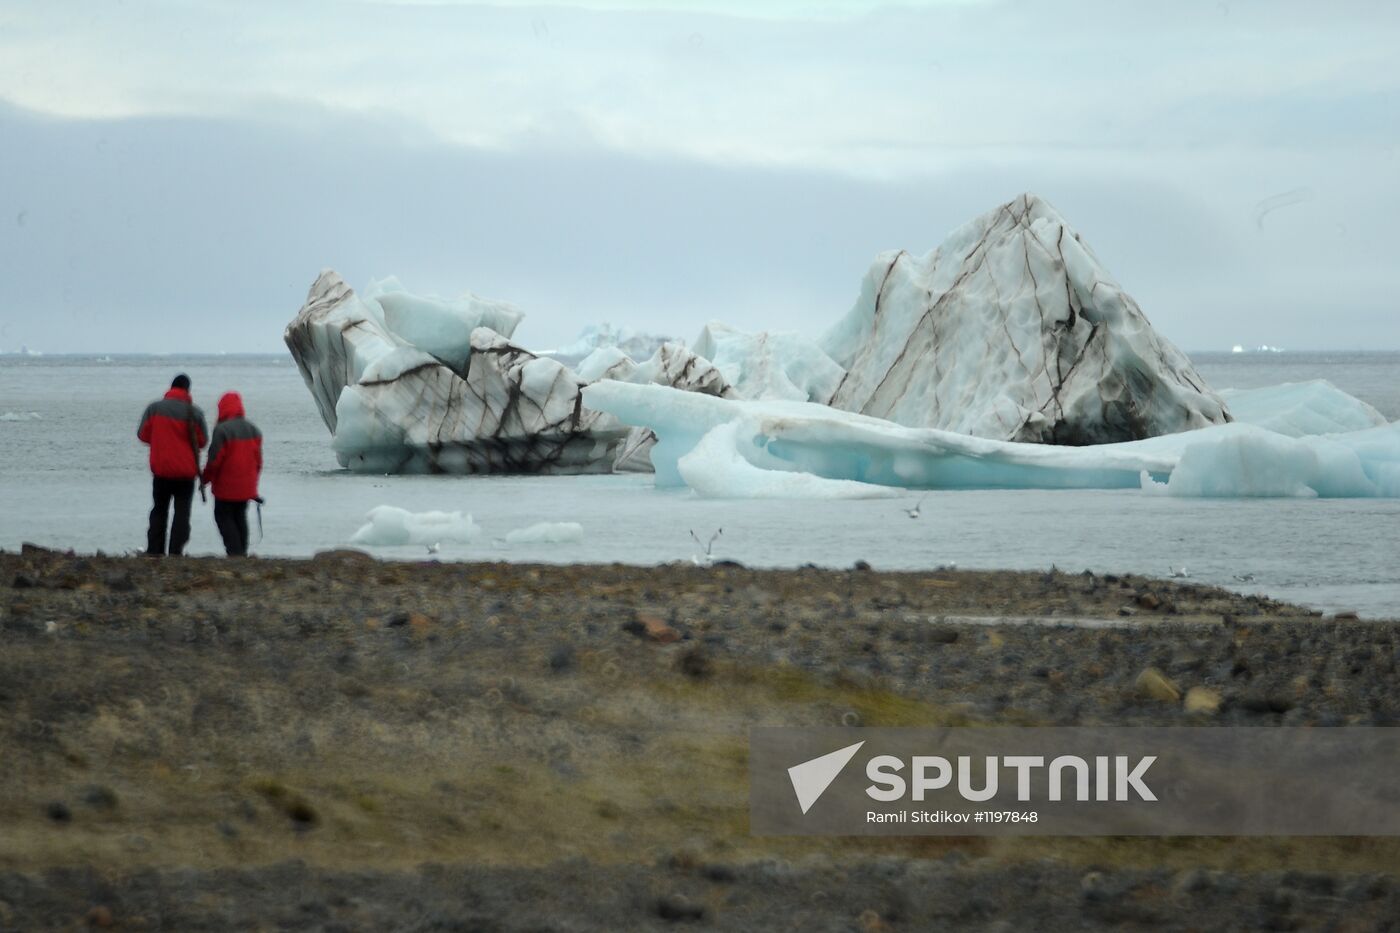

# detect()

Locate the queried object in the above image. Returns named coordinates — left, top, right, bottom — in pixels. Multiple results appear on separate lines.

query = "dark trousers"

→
left=147, top=477, right=195, bottom=556
left=213, top=499, right=250, bottom=557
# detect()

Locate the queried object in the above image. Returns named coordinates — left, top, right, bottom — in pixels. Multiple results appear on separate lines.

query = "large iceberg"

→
left=822, top=194, right=1230, bottom=443
left=285, top=271, right=733, bottom=473
left=288, top=194, right=1384, bottom=488
left=581, top=380, right=1400, bottom=500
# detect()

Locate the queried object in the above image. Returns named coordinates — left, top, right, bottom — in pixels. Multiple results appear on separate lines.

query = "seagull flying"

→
left=690, top=528, right=723, bottom=566
left=1169, top=566, right=1189, bottom=579
left=426, top=542, right=441, bottom=555
left=1233, top=573, right=1256, bottom=583
left=904, top=495, right=928, bottom=520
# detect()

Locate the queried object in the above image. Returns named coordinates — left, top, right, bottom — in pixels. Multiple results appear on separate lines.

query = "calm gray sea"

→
left=1, top=351, right=1398, bottom=617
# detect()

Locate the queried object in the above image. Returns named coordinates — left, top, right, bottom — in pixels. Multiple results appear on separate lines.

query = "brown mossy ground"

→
left=2, top=548, right=1397, bottom=929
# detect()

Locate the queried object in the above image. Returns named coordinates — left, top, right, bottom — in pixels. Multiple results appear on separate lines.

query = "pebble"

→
left=1134, top=667, right=1181, bottom=703
left=655, top=894, right=706, bottom=922
left=1080, top=871, right=1115, bottom=902
left=1172, top=867, right=1213, bottom=896
left=1183, top=686, right=1222, bottom=715
left=625, top=612, right=681, bottom=644
left=1239, top=693, right=1295, bottom=715
left=548, top=644, right=576, bottom=672
left=676, top=646, right=712, bottom=679
left=81, top=785, right=119, bottom=810
left=701, top=863, right=737, bottom=883
left=924, top=626, right=960, bottom=645
left=103, top=571, right=136, bottom=592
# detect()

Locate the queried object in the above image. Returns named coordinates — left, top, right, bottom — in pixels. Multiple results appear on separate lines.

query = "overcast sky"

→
left=1, top=0, right=1397, bottom=354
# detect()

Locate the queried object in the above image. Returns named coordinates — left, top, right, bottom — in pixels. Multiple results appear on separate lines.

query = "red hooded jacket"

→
left=202, top=393, right=263, bottom=502
left=137, top=388, right=208, bottom=480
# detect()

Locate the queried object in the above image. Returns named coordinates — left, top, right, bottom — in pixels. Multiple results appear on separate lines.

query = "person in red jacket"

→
left=137, top=374, right=208, bottom=556
left=201, top=391, right=263, bottom=557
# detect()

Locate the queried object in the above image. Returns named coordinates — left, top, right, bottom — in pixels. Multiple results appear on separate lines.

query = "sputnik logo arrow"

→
left=788, top=741, right=865, bottom=814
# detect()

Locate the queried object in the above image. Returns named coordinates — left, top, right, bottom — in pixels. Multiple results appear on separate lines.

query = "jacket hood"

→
left=164, top=387, right=192, bottom=403
left=217, top=392, right=245, bottom=421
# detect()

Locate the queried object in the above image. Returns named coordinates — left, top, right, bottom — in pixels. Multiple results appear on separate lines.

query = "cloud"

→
left=2, top=0, right=1396, bottom=172
left=0, top=0, right=1395, bottom=352
left=2, top=98, right=1393, bottom=354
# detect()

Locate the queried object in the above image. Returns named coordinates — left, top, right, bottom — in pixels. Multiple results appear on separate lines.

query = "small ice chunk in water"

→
left=503, top=522, right=585, bottom=545
left=349, top=505, right=482, bottom=546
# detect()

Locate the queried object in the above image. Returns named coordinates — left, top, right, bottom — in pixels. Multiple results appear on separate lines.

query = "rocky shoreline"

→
left=2, top=547, right=1397, bottom=930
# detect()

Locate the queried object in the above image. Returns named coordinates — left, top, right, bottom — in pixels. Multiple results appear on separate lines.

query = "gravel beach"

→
left=2, top=546, right=1397, bottom=931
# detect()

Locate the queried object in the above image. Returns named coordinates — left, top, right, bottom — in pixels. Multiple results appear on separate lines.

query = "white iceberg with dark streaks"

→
left=823, top=194, right=1230, bottom=443
left=286, top=271, right=733, bottom=474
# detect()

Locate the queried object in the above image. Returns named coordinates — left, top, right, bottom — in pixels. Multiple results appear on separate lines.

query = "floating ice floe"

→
left=582, top=381, right=1400, bottom=500
left=349, top=505, right=482, bottom=546
left=503, top=521, right=585, bottom=545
